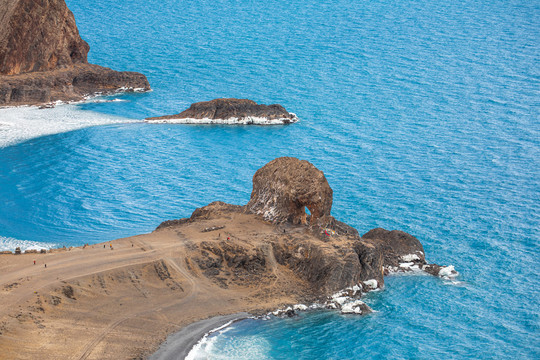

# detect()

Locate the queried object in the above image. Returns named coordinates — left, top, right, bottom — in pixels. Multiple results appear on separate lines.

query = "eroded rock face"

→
left=0, top=64, right=149, bottom=106
left=247, top=157, right=333, bottom=226
left=0, top=0, right=89, bottom=75
left=155, top=158, right=454, bottom=300
left=272, top=236, right=385, bottom=294
left=362, top=228, right=426, bottom=269
left=145, top=98, right=298, bottom=124
left=0, top=0, right=150, bottom=106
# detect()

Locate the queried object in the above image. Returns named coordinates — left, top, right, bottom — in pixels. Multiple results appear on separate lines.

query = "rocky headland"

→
left=0, top=157, right=456, bottom=359
left=145, top=98, right=299, bottom=125
left=0, top=0, right=150, bottom=107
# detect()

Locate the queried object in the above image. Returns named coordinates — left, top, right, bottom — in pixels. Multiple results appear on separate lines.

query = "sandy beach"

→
left=0, top=209, right=313, bottom=359
left=0, top=159, right=443, bottom=360
left=149, top=313, right=249, bottom=360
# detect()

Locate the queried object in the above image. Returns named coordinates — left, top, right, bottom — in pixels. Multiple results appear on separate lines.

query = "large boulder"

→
left=246, top=157, right=334, bottom=226
left=0, top=0, right=90, bottom=75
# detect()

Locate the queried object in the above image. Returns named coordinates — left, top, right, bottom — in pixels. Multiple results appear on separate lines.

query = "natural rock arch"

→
left=246, top=157, right=333, bottom=226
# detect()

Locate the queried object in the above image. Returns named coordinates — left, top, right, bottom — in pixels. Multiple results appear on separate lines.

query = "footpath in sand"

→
left=0, top=209, right=312, bottom=360
left=0, top=157, right=450, bottom=359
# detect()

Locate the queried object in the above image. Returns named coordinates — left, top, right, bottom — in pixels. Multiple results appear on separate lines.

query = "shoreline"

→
left=149, top=313, right=250, bottom=360
left=0, top=196, right=452, bottom=359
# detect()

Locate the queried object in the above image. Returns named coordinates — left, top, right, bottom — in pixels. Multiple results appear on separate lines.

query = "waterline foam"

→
left=0, top=236, right=57, bottom=252
left=145, top=114, right=299, bottom=125
left=0, top=103, right=136, bottom=148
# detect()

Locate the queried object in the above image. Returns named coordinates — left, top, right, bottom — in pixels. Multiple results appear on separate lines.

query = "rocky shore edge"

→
left=148, top=157, right=458, bottom=359
left=0, top=64, right=149, bottom=107
left=145, top=98, right=299, bottom=125
left=0, top=157, right=458, bottom=359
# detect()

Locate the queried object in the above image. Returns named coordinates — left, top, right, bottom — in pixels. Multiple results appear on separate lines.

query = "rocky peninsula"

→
left=0, top=157, right=455, bottom=359
left=145, top=98, right=299, bottom=125
left=0, top=0, right=150, bottom=107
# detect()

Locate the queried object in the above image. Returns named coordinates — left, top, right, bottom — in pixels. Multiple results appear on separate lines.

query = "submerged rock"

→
left=145, top=98, right=299, bottom=125
left=0, top=0, right=150, bottom=106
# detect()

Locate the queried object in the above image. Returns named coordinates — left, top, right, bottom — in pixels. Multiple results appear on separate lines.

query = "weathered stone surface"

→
left=145, top=98, right=298, bottom=124
left=0, top=0, right=89, bottom=75
left=0, top=0, right=150, bottom=106
left=0, top=64, right=150, bottom=106
left=272, top=236, right=384, bottom=293
left=155, top=158, right=452, bottom=298
left=247, top=157, right=334, bottom=226
left=362, top=228, right=426, bottom=269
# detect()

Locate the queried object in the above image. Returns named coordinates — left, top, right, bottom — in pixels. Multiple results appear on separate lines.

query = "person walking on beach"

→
left=33, top=260, right=36, bottom=265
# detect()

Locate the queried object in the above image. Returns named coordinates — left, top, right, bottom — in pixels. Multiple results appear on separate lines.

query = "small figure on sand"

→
left=44, top=264, right=47, bottom=268
left=33, top=260, right=36, bottom=265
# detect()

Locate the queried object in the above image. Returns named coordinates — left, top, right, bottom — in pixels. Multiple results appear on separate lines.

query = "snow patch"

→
left=363, top=279, right=378, bottom=289
left=145, top=114, right=299, bottom=125
left=400, top=253, right=421, bottom=262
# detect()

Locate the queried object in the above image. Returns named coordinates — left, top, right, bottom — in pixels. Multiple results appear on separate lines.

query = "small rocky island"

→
left=0, top=0, right=150, bottom=107
left=145, top=98, right=299, bottom=125
left=0, top=157, right=456, bottom=359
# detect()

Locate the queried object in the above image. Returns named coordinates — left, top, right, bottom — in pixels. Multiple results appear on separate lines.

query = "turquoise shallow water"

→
left=0, top=0, right=539, bottom=358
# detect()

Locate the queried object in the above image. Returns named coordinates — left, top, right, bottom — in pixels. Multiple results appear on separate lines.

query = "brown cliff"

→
left=0, top=0, right=150, bottom=106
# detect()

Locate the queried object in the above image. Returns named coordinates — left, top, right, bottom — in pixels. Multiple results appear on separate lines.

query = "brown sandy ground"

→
left=0, top=209, right=329, bottom=360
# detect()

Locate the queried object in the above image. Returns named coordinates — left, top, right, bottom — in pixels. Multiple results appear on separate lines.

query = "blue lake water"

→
left=1, top=0, right=539, bottom=358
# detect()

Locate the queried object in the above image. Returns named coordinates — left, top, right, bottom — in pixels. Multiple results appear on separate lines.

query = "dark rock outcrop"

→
left=247, top=157, right=334, bottom=226
left=145, top=98, right=298, bottom=124
left=0, top=0, right=150, bottom=106
left=271, top=236, right=384, bottom=294
left=0, top=64, right=149, bottom=106
left=156, top=157, right=454, bottom=300
left=362, top=228, right=426, bottom=269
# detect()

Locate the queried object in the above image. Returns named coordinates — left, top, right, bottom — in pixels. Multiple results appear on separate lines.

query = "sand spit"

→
left=0, top=212, right=323, bottom=359
left=0, top=158, right=454, bottom=359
